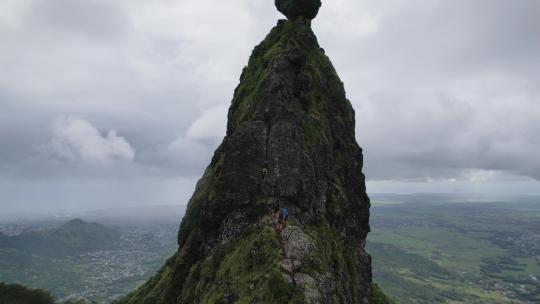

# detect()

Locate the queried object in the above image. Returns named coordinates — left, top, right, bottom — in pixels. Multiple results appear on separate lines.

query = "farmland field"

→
left=368, top=194, right=540, bottom=304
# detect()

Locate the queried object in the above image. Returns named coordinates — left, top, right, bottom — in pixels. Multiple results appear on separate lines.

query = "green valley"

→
left=368, top=194, right=540, bottom=304
left=1, top=196, right=539, bottom=303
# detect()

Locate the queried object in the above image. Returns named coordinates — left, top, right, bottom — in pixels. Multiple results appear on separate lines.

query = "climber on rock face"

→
left=272, top=208, right=280, bottom=227
left=277, top=207, right=289, bottom=232
left=261, top=160, right=269, bottom=179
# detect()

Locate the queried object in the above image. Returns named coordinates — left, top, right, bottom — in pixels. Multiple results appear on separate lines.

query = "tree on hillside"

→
left=0, top=282, right=55, bottom=304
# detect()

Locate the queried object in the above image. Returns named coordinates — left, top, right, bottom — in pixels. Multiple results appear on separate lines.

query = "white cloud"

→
left=46, top=117, right=135, bottom=164
left=465, top=170, right=497, bottom=183
left=186, top=105, right=228, bottom=141
left=166, top=136, right=213, bottom=167
left=150, top=105, right=227, bottom=174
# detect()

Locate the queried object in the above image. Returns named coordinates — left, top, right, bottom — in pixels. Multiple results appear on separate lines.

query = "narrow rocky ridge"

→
left=118, top=3, right=394, bottom=304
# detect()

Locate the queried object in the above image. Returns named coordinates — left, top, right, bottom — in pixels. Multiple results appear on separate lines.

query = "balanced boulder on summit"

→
left=275, top=0, right=322, bottom=20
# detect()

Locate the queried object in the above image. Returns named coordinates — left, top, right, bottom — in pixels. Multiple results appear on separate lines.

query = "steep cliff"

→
left=119, top=2, right=392, bottom=303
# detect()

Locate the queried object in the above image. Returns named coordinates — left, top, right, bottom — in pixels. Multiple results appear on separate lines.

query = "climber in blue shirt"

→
left=277, top=207, right=289, bottom=232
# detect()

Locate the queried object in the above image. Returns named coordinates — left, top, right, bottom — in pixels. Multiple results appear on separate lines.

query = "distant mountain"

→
left=82, top=204, right=187, bottom=225
left=0, top=219, right=120, bottom=257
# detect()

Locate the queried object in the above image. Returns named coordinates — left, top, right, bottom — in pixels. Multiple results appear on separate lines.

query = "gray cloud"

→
left=0, top=0, right=539, bottom=213
left=314, top=0, right=540, bottom=183
left=27, top=0, right=129, bottom=41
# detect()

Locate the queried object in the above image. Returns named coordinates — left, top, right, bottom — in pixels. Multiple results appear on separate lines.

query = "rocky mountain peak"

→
left=118, top=3, right=394, bottom=304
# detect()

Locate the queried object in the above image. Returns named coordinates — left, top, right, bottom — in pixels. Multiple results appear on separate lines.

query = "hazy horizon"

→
left=2, top=192, right=539, bottom=219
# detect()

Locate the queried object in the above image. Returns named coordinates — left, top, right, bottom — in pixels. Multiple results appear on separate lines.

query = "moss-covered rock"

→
left=370, top=284, right=396, bottom=304
left=117, top=6, right=395, bottom=304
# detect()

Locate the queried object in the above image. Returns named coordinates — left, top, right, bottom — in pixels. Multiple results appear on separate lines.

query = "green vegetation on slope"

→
left=120, top=224, right=395, bottom=304
left=184, top=227, right=293, bottom=303
left=370, top=284, right=396, bottom=304
left=0, top=282, right=99, bottom=304
left=119, top=227, right=296, bottom=304
left=0, top=282, right=55, bottom=304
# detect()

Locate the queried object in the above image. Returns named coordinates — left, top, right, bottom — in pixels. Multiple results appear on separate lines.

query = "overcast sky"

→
left=1, top=0, right=539, bottom=214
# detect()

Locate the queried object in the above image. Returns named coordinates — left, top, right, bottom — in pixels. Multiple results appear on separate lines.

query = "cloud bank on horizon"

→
left=1, top=0, right=539, bottom=212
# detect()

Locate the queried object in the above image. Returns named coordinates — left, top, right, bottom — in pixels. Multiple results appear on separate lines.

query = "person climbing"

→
left=272, top=208, right=280, bottom=228
left=261, top=160, right=269, bottom=179
left=277, top=207, right=289, bottom=232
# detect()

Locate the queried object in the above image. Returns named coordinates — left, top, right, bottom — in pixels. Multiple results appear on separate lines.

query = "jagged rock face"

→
left=276, top=0, right=322, bottom=20
left=119, top=17, right=378, bottom=304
